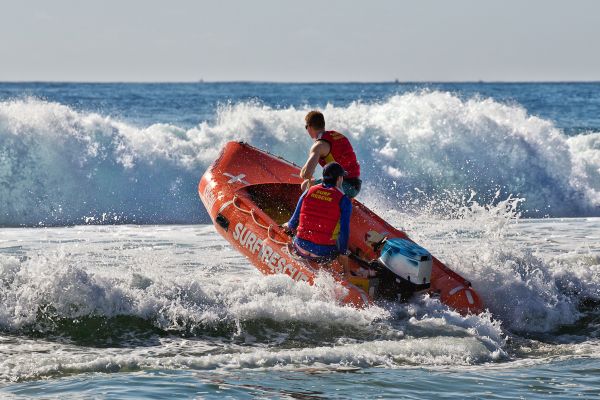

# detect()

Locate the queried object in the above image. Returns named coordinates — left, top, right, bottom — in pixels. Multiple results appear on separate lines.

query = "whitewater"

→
left=1, top=88, right=599, bottom=226
left=1, top=82, right=599, bottom=398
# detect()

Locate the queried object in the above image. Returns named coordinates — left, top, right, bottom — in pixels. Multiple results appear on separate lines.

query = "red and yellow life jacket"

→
left=317, top=130, right=360, bottom=179
left=297, top=184, right=344, bottom=246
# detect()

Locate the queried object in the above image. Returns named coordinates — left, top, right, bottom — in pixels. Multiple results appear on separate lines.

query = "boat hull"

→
left=198, top=141, right=483, bottom=313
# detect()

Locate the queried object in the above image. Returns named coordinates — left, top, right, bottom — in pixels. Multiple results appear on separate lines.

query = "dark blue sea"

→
left=0, top=82, right=599, bottom=398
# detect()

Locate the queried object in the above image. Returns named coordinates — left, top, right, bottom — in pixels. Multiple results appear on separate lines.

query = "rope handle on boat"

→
left=231, top=194, right=288, bottom=245
left=267, top=225, right=289, bottom=245
left=250, top=209, right=270, bottom=230
left=231, top=195, right=271, bottom=231
left=232, top=195, right=252, bottom=214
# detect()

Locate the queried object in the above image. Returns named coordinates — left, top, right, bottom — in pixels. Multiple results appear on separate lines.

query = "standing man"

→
left=300, top=111, right=362, bottom=198
left=283, top=162, right=352, bottom=275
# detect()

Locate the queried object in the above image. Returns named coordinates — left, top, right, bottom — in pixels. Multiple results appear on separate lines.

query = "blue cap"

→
left=322, top=162, right=347, bottom=180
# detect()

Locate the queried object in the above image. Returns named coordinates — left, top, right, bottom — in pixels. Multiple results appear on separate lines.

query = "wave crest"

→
left=1, top=93, right=599, bottom=226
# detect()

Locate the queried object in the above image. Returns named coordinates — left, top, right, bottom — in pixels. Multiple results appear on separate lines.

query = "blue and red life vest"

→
left=296, top=183, right=345, bottom=246
left=317, top=131, right=360, bottom=179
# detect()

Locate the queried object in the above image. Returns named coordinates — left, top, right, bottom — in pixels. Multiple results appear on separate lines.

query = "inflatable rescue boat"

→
left=198, top=142, right=483, bottom=314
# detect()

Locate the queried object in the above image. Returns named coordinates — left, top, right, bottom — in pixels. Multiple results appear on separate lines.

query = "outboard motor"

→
left=373, top=238, right=432, bottom=301
left=379, top=238, right=432, bottom=285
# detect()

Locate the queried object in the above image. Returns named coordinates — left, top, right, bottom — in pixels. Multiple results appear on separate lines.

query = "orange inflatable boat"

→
left=198, top=141, right=483, bottom=314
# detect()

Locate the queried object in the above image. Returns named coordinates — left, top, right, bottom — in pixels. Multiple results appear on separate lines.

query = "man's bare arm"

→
left=300, top=141, right=330, bottom=180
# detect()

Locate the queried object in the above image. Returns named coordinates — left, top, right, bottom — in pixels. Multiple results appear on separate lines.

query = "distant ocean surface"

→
left=0, top=82, right=599, bottom=398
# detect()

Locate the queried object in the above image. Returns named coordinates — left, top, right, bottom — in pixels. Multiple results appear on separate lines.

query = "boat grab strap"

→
left=233, top=195, right=287, bottom=244
left=233, top=196, right=269, bottom=229
left=250, top=209, right=269, bottom=230
left=232, top=195, right=252, bottom=214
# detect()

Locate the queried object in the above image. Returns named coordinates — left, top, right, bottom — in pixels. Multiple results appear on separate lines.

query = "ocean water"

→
left=0, top=82, right=599, bottom=398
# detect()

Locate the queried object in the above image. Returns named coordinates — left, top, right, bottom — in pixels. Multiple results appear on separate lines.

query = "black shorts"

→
left=343, top=177, right=362, bottom=198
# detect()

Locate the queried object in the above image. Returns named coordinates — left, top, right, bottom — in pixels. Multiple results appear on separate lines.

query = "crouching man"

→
left=283, top=162, right=352, bottom=275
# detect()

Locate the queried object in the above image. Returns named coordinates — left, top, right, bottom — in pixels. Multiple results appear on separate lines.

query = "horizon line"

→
left=1, top=79, right=600, bottom=85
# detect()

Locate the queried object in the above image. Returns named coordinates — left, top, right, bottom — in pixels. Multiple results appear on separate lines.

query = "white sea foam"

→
left=1, top=93, right=599, bottom=226
left=0, top=223, right=517, bottom=382
left=0, top=242, right=384, bottom=333
left=2, top=90, right=600, bottom=381
left=1, top=218, right=599, bottom=382
left=0, top=320, right=504, bottom=382
left=0, top=334, right=502, bottom=382
left=362, top=187, right=600, bottom=335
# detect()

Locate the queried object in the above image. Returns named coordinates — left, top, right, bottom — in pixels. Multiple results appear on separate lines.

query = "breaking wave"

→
left=1, top=92, right=599, bottom=226
left=1, top=217, right=598, bottom=381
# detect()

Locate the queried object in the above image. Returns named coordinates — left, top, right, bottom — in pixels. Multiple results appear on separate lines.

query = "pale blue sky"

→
left=2, top=0, right=599, bottom=82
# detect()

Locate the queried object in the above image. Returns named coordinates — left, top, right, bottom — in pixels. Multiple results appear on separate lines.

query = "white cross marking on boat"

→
left=224, top=173, right=249, bottom=185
